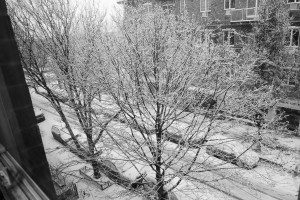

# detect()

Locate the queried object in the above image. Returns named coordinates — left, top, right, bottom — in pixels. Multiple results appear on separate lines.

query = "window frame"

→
left=286, top=27, right=300, bottom=47
left=162, top=0, right=175, bottom=13
left=247, top=0, right=256, bottom=8
left=224, top=0, right=235, bottom=10
left=282, top=67, right=299, bottom=87
left=180, top=0, right=186, bottom=13
left=287, top=0, right=300, bottom=4
left=142, top=2, right=152, bottom=13
left=200, top=0, right=211, bottom=12
left=198, top=29, right=213, bottom=44
left=223, top=29, right=235, bottom=46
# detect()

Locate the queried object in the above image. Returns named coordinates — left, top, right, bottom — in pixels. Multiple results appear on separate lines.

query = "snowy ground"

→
left=31, top=92, right=144, bottom=200
left=30, top=91, right=300, bottom=200
left=31, top=91, right=236, bottom=200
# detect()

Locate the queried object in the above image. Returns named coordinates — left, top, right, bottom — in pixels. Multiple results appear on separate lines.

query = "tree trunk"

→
left=253, top=127, right=262, bottom=152
left=156, top=178, right=169, bottom=200
left=156, top=166, right=169, bottom=200
left=85, top=126, right=102, bottom=179
left=91, top=160, right=101, bottom=179
left=55, top=105, right=81, bottom=150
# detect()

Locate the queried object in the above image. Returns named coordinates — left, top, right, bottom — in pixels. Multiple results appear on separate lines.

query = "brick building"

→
left=172, top=0, right=300, bottom=131
left=173, top=0, right=300, bottom=48
left=118, top=0, right=300, bottom=130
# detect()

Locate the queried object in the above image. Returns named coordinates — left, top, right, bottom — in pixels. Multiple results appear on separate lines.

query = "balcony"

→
left=289, top=2, right=300, bottom=10
left=230, top=8, right=259, bottom=22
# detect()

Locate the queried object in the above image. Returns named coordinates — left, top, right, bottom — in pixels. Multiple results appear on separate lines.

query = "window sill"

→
left=282, top=84, right=296, bottom=88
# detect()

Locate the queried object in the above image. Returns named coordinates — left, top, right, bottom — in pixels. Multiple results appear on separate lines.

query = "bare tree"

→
left=254, top=0, right=290, bottom=63
left=9, top=0, right=114, bottom=179
left=101, top=6, right=272, bottom=200
left=251, top=0, right=300, bottom=144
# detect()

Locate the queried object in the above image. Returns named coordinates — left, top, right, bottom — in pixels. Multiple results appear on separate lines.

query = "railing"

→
left=231, top=8, right=259, bottom=22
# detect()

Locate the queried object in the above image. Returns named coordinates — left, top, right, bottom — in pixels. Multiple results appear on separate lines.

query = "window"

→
left=286, top=27, right=300, bottom=47
left=200, top=0, right=210, bottom=12
left=142, top=2, right=152, bottom=13
left=246, top=0, right=258, bottom=17
left=224, top=0, right=235, bottom=9
left=288, top=0, right=300, bottom=3
left=223, top=29, right=235, bottom=45
left=162, top=1, right=175, bottom=13
left=180, top=0, right=186, bottom=13
left=198, top=30, right=212, bottom=43
left=247, top=0, right=257, bottom=8
left=283, top=68, right=298, bottom=86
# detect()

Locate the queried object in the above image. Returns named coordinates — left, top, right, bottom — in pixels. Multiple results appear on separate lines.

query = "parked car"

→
left=181, top=88, right=217, bottom=112
left=206, top=135, right=259, bottom=169
left=165, top=132, right=207, bottom=148
left=34, top=107, right=45, bottom=123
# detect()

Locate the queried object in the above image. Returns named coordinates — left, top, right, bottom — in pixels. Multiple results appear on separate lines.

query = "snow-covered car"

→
left=206, top=135, right=259, bottom=169
left=181, top=88, right=217, bottom=112
left=34, top=107, right=45, bottom=123
left=165, top=132, right=207, bottom=148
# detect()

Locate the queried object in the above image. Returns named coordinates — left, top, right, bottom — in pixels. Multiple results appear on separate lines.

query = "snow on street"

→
left=30, top=90, right=299, bottom=200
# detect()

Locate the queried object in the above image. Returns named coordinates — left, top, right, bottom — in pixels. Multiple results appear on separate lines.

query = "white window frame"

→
left=162, top=0, right=175, bottom=12
left=224, top=0, right=235, bottom=10
left=143, top=2, right=152, bottom=13
left=246, top=0, right=259, bottom=17
left=286, top=26, right=300, bottom=47
left=200, top=0, right=210, bottom=12
left=223, top=29, right=235, bottom=46
left=287, top=0, right=300, bottom=3
left=180, top=0, right=186, bottom=13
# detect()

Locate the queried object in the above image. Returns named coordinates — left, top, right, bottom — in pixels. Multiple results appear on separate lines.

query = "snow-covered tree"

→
left=9, top=0, right=115, bottom=179
left=101, top=6, right=270, bottom=200
left=253, top=0, right=291, bottom=84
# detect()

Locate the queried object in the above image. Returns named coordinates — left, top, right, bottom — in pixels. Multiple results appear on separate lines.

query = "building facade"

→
left=173, top=0, right=300, bottom=131
left=119, top=0, right=300, bottom=131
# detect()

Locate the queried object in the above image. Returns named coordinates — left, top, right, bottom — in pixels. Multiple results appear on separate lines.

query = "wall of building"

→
left=0, top=0, right=56, bottom=199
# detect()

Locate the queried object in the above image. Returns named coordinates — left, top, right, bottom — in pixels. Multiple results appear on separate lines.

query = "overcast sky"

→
left=72, top=0, right=123, bottom=31
left=100, top=0, right=123, bottom=31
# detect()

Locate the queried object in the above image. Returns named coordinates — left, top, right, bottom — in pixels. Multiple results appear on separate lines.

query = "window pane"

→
left=207, top=0, right=211, bottom=11
left=289, top=71, right=296, bottom=86
left=230, top=0, right=235, bottom=8
left=180, top=0, right=184, bottom=13
left=247, top=0, right=256, bottom=8
left=285, top=30, right=291, bottom=46
left=200, top=32, right=205, bottom=42
left=224, top=31, right=229, bottom=42
left=200, top=0, right=206, bottom=11
left=225, top=0, right=229, bottom=9
left=230, top=31, right=235, bottom=45
left=292, top=29, right=299, bottom=46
